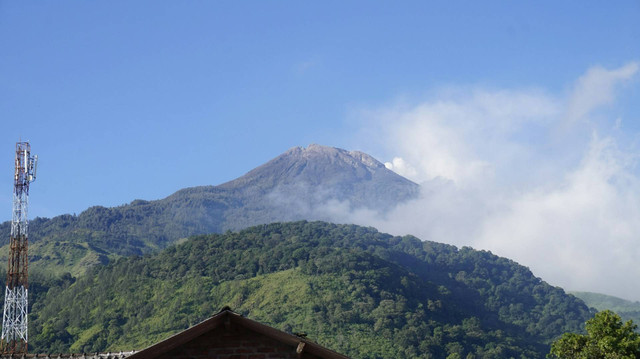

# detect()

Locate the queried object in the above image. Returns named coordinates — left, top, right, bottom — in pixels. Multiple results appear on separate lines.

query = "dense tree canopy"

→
left=7, top=221, right=593, bottom=358
left=549, top=310, right=640, bottom=359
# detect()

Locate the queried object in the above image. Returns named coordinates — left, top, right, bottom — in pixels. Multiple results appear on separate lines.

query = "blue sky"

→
left=1, top=2, right=640, bottom=297
left=1, top=1, right=637, bottom=218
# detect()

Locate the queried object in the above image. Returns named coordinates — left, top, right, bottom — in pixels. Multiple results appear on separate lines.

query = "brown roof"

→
left=1, top=309, right=348, bottom=359
left=127, top=308, right=349, bottom=359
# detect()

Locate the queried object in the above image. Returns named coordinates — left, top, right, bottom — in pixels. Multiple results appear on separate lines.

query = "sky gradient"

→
left=1, top=2, right=640, bottom=299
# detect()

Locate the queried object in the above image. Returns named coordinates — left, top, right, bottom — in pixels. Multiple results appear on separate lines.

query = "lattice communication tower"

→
left=1, top=142, right=37, bottom=354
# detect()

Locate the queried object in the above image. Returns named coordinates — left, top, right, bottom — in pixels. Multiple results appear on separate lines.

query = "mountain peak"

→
left=280, top=144, right=385, bottom=171
left=214, top=145, right=419, bottom=223
left=223, top=144, right=407, bottom=189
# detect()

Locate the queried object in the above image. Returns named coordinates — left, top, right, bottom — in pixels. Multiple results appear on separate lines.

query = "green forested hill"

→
left=23, top=221, right=592, bottom=358
left=572, top=292, right=640, bottom=326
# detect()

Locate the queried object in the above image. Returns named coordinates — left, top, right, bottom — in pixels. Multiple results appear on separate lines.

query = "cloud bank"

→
left=346, top=62, right=640, bottom=300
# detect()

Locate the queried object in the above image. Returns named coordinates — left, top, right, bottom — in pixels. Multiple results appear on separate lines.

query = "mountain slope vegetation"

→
left=572, top=291, right=640, bottom=327
left=24, top=221, right=592, bottom=358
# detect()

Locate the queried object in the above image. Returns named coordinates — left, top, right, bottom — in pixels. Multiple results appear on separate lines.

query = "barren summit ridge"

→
left=220, top=144, right=412, bottom=191
left=289, top=144, right=383, bottom=169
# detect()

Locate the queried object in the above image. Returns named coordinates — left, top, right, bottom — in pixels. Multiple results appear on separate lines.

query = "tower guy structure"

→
left=1, top=142, right=37, bottom=354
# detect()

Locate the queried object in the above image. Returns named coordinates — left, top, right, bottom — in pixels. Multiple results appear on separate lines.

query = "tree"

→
left=549, top=310, right=640, bottom=359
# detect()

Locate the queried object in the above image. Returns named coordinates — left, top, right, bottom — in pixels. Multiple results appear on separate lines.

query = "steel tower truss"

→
left=1, top=142, right=37, bottom=354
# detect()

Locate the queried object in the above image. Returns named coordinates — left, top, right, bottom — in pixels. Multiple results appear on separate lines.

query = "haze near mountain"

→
left=217, top=144, right=419, bottom=229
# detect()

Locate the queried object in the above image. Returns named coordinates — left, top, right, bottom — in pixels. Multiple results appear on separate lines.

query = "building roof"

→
left=1, top=308, right=348, bottom=359
left=127, top=307, right=349, bottom=359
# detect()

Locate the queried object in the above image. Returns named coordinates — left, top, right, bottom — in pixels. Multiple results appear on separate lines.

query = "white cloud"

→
left=477, top=135, right=640, bottom=297
left=566, top=62, right=639, bottom=123
left=384, top=157, right=418, bottom=180
left=344, top=62, right=640, bottom=300
left=367, top=89, right=560, bottom=188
